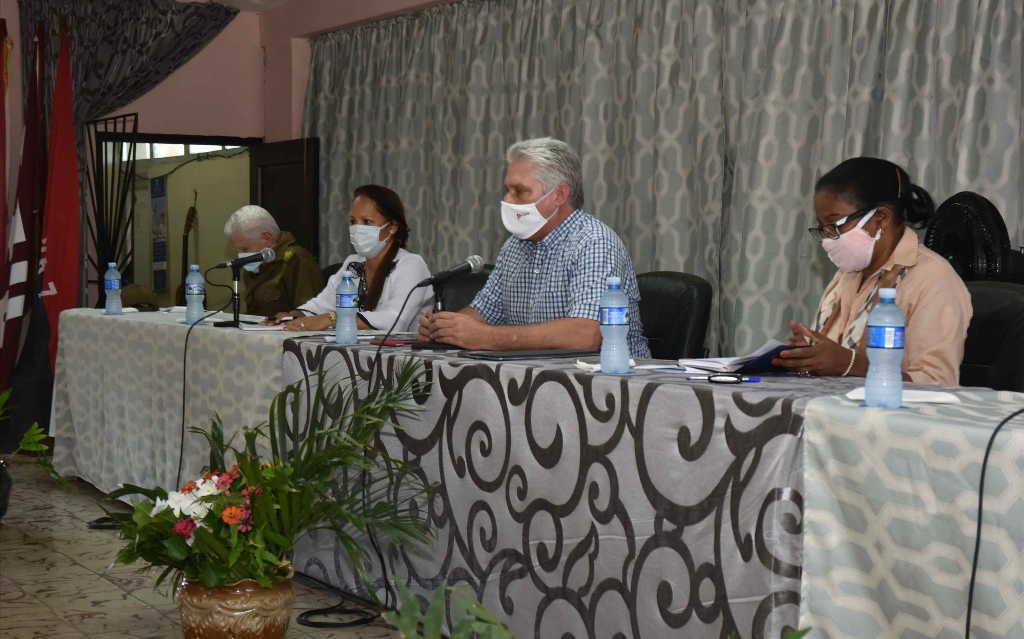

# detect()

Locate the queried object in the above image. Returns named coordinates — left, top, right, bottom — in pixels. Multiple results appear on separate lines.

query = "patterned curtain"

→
left=19, top=0, right=238, bottom=125
left=305, top=0, right=1023, bottom=356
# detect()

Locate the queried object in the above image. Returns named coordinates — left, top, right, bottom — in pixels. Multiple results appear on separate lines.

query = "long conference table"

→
left=51, top=309, right=1024, bottom=639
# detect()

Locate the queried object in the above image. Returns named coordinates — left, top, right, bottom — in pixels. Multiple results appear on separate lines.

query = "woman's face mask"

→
left=500, top=188, right=557, bottom=240
left=349, top=223, right=390, bottom=258
left=821, top=208, right=880, bottom=272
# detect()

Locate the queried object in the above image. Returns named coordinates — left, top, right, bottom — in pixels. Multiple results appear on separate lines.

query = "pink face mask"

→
left=821, top=208, right=880, bottom=272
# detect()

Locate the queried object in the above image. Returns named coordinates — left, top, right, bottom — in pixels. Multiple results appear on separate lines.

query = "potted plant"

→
left=0, top=389, right=60, bottom=520
left=108, top=359, right=432, bottom=639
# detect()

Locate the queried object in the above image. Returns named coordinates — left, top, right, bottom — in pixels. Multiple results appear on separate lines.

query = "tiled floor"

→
left=0, top=457, right=401, bottom=639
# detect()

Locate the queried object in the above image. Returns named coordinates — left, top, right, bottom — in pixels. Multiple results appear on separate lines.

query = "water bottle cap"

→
left=107, top=262, right=116, bottom=268
left=878, top=287, right=897, bottom=300
left=190, top=264, right=199, bottom=271
left=606, top=276, right=621, bottom=288
left=341, top=270, right=354, bottom=279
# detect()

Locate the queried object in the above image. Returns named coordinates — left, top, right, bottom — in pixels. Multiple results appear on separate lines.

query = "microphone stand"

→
left=213, top=264, right=242, bottom=328
left=409, top=282, right=458, bottom=350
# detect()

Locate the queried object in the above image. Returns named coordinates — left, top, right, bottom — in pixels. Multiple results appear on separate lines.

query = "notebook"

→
left=460, top=349, right=599, bottom=361
left=677, top=340, right=808, bottom=373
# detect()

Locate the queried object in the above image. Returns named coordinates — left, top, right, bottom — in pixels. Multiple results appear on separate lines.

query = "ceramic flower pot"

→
left=178, top=578, right=294, bottom=639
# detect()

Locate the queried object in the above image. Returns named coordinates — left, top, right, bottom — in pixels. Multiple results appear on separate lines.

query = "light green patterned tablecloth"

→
left=800, top=389, right=1024, bottom=638
left=51, top=308, right=305, bottom=495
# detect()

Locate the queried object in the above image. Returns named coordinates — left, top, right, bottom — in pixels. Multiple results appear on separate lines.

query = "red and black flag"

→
left=39, top=21, right=81, bottom=372
left=0, top=24, right=47, bottom=391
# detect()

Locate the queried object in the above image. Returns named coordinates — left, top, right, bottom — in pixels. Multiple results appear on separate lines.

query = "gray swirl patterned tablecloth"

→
left=50, top=308, right=307, bottom=495
left=800, top=390, right=1024, bottom=639
left=282, top=340, right=864, bottom=639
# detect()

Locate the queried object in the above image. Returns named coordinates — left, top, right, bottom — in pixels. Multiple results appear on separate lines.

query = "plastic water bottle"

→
left=864, top=287, right=905, bottom=408
left=184, top=265, right=205, bottom=325
left=103, top=262, right=122, bottom=315
left=599, top=276, right=630, bottom=373
left=335, top=270, right=358, bottom=345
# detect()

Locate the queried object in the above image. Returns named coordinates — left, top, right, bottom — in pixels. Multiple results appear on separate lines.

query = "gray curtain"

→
left=19, top=0, right=238, bottom=125
left=305, top=0, right=1023, bottom=356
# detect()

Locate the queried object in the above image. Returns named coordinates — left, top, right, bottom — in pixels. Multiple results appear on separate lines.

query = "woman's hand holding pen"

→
left=773, top=320, right=859, bottom=376
left=260, top=311, right=298, bottom=326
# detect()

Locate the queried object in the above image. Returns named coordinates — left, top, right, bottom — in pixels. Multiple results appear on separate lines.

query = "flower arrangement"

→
left=109, top=359, right=432, bottom=592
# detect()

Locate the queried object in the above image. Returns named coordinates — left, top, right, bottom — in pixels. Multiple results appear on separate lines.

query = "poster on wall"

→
left=151, top=176, right=168, bottom=292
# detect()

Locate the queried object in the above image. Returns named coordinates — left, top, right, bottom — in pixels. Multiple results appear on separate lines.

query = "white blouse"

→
left=297, top=248, right=434, bottom=333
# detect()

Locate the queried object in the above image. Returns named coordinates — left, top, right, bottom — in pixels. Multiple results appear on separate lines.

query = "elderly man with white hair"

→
left=419, top=137, right=650, bottom=357
left=223, top=204, right=323, bottom=317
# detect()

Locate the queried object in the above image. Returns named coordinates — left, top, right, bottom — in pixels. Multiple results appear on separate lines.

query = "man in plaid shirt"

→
left=419, top=137, right=650, bottom=358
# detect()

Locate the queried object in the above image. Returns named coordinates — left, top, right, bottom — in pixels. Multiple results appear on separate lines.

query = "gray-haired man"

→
left=419, top=137, right=650, bottom=357
left=223, top=205, right=323, bottom=317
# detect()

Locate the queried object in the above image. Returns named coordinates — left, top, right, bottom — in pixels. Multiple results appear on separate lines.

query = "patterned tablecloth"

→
left=282, top=340, right=866, bottom=639
left=800, top=389, right=1024, bottom=639
left=50, top=308, right=306, bottom=495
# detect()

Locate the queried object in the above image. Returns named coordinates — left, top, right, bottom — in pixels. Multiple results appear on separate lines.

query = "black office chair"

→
left=322, top=262, right=344, bottom=282
left=959, top=281, right=1024, bottom=391
left=435, top=265, right=493, bottom=311
left=637, top=271, right=712, bottom=359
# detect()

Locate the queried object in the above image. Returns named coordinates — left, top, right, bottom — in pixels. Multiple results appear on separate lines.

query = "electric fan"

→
left=924, top=191, right=1024, bottom=283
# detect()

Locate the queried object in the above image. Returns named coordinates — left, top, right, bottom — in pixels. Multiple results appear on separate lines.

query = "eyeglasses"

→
left=685, top=373, right=756, bottom=384
left=807, top=206, right=875, bottom=241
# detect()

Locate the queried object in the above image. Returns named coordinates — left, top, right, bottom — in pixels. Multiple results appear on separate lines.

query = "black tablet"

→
left=459, top=349, right=599, bottom=361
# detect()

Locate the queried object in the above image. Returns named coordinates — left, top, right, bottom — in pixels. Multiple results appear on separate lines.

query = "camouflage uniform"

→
left=241, top=232, right=323, bottom=316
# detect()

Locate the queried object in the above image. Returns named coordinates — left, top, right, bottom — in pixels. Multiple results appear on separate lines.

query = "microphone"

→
left=417, top=255, right=484, bottom=287
left=214, top=247, right=275, bottom=269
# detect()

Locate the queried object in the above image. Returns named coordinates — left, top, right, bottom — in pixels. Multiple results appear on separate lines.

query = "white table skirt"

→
left=50, top=308, right=307, bottom=495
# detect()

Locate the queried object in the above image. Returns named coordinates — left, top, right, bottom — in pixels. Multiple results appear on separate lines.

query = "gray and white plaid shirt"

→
left=471, top=210, right=650, bottom=358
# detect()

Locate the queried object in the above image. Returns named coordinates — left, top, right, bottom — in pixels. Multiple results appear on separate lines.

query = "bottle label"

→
left=867, top=325, right=904, bottom=349
left=185, top=284, right=204, bottom=295
left=336, top=293, right=357, bottom=308
left=104, top=279, right=120, bottom=291
left=600, top=307, right=628, bottom=325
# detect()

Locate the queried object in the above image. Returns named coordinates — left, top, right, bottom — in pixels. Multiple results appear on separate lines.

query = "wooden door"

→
left=249, top=138, right=320, bottom=258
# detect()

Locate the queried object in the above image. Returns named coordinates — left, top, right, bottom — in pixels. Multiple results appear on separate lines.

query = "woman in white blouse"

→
left=271, top=185, right=433, bottom=333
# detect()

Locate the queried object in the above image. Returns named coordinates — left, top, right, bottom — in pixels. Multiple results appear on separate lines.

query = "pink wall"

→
left=107, top=10, right=263, bottom=137
left=0, top=0, right=452, bottom=207
left=259, top=0, right=445, bottom=142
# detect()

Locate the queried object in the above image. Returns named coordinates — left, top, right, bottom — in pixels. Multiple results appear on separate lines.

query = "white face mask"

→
left=237, top=251, right=261, bottom=273
left=821, top=208, right=881, bottom=273
left=500, top=188, right=557, bottom=240
left=349, top=224, right=389, bottom=258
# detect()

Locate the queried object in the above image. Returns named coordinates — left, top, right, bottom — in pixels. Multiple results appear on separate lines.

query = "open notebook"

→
left=678, top=340, right=807, bottom=373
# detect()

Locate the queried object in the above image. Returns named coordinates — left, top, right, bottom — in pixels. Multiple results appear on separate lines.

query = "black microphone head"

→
left=467, top=255, right=484, bottom=273
left=259, top=247, right=276, bottom=262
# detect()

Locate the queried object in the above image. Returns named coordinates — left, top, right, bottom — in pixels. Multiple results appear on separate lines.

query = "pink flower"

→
left=236, top=507, right=253, bottom=533
left=216, top=474, right=235, bottom=491
left=173, top=518, right=198, bottom=539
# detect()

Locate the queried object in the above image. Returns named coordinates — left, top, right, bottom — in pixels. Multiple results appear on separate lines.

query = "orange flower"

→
left=221, top=506, right=244, bottom=526
left=180, top=481, right=198, bottom=494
